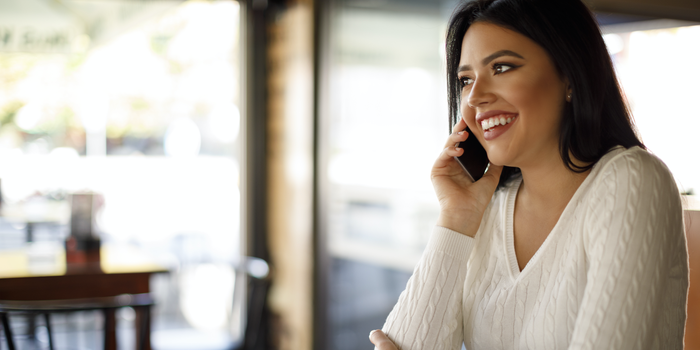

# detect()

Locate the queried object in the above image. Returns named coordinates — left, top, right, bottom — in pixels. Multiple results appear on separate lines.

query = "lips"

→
left=475, top=111, right=518, bottom=141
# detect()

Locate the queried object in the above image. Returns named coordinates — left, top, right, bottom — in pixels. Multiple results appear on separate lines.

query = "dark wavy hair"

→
left=446, top=0, right=645, bottom=187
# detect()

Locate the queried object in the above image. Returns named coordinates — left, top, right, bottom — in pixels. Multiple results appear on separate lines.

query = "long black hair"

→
left=446, top=0, right=645, bottom=187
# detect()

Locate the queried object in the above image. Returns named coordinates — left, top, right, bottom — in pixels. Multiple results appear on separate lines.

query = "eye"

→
left=493, top=63, right=515, bottom=74
left=459, top=76, right=474, bottom=87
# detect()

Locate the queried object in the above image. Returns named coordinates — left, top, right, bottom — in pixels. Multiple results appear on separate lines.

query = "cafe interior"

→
left=0, top=0, right=699, bottom=349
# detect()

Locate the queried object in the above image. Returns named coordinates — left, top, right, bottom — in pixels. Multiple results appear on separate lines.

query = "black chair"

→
left=232, top=257, right=271, bottom=350
left=0, top=293, right=154, bottom=350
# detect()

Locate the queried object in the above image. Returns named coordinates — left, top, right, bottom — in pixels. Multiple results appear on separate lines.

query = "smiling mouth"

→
left=481, top=114, right=516, bottom=132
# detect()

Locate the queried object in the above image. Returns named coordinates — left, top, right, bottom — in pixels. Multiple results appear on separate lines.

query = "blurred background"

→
left=0, top=0, right=698, bottom=349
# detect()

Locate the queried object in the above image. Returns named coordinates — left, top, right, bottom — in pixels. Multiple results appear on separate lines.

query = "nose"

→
left=466, top=78, right=496, bottom=109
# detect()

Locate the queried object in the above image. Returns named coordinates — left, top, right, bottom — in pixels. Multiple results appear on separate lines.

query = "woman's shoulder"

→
left=580, top=146, right=685, bottom=262
left=582, top=146, right=681, bottom=214
left=590, top=145, right=676, bottom=189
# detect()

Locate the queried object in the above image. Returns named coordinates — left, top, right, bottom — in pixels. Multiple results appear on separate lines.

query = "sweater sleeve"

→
left=570, top=149, right=688, bottom=349
left=380, top=226, right=475, bottom=350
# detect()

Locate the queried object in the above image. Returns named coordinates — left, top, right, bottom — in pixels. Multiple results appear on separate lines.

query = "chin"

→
left=485, top=149, right=511, bottom=167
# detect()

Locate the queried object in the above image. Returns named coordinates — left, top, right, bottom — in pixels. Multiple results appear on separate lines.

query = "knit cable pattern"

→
left=381, top=147, right=688, bottom=350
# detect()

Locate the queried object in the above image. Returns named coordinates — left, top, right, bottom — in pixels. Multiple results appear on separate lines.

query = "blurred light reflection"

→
left=179, top=264, right=235, bottom=331
left=164, top=117, right=201, bottom=156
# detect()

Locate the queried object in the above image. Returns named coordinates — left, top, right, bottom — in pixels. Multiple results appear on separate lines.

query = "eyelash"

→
left=458, top=63, right=518, bottom=88
left=493, top=62, right=515, bottom=74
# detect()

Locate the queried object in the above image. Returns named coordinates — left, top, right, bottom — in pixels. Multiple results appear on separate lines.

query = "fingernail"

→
left=457, top=131, right=464, bottom=135
left=369, top=329, right=379, bottom=340
left=455, top=147, right=462, bottom=151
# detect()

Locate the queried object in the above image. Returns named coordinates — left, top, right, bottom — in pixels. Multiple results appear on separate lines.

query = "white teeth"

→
left=481, top=115, right=515, bottom=131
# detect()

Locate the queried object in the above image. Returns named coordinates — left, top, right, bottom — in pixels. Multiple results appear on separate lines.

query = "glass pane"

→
left=323, top=1, right=453, bottom=349
left=0, top=0, right=244, bottom=348
left=602, top=24, right=700, bottom=196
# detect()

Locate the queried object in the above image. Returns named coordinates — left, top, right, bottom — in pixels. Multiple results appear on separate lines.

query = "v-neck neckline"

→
left=502, top=160, right=602, bottom=282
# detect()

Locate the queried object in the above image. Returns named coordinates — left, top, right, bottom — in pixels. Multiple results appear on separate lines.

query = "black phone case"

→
left=454, top=128, right=489, bottom=182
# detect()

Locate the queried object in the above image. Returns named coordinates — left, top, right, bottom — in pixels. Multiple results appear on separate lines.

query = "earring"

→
left=566, top=92, right=572, bottom=102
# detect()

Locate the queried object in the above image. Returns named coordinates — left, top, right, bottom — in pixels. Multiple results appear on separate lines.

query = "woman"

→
left=369, top=0, right=688, bottom=349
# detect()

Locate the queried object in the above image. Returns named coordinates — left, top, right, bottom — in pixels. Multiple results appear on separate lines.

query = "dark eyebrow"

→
left=457, top=50, right=525, bottom=72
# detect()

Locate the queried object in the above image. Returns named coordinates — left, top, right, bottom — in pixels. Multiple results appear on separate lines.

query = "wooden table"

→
left=0, top=245, right=168, bottom=350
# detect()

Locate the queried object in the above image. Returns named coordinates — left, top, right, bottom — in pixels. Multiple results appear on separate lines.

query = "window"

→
left=601, top=20, right=700, bottom=196
left=0, top=1, right=245, bottom=348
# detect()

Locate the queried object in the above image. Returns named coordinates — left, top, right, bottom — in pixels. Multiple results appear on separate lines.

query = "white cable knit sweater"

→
left=381, top=146, right=688, bottom=350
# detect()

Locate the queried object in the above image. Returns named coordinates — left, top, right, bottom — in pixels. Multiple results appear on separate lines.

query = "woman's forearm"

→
left=381, top=227, right=474, bottom=349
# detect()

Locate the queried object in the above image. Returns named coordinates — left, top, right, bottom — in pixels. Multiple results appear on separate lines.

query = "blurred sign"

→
left=0, top=25, right=80, bottom=53
left=0, top=0, right=83, bottom=53
left=0, top=0, right=182, bottom=53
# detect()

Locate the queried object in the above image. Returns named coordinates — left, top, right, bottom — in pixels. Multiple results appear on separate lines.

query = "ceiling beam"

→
left=585, top=0, right=700, bottom=22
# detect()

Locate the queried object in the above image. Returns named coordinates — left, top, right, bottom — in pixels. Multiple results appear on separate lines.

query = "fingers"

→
left=436, top=143, right=464, bottom=166
left=452, top=118, right=467, bottom=133
left=434, top=130, right=468, bottom=173
left=442, top=119, right=471, bottom=152
left=444, top=128, right=469, bottom=149
left=369, top=330, right=398, bottom=350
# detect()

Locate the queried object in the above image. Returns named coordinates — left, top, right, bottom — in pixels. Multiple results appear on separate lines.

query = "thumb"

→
left=369, top=330, right=398, bottom=350
left=480, top=163, right=504, bottom=189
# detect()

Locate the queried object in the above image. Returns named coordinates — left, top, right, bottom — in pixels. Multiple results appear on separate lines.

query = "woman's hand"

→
left=369, top=330, right=398, bottom=350
left=431, top=119, right=503, bottom=237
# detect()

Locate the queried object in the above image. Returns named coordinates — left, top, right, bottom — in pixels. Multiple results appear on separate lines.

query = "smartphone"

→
left=454, top=128, right=489, bottom=182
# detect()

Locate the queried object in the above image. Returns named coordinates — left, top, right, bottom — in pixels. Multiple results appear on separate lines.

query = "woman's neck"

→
left=517, top=151, right=591, bottom=210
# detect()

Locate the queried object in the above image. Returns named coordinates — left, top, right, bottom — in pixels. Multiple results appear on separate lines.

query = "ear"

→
left=563, top=77, right=572, bottom=102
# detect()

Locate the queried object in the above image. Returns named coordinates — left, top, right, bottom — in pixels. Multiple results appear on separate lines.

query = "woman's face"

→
left=458, top=22, right=568, bottom=169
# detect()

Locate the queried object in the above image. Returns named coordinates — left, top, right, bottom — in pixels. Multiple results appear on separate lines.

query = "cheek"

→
left=507, top=75, right=563, bottom=129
